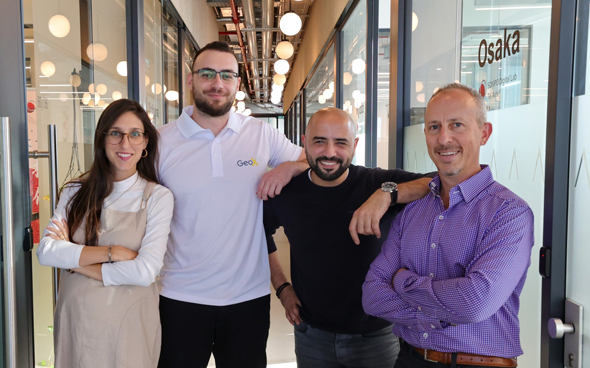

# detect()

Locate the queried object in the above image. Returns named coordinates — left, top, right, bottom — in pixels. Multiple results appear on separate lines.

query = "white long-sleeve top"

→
left=37, top=173, right=174, bottom=287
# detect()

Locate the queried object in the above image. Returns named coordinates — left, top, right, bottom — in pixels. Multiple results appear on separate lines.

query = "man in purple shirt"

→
left=362, top=83, right=534, bottom=368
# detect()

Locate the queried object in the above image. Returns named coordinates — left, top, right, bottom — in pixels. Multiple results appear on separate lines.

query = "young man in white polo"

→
left=157, top=41, right=307, bottom=368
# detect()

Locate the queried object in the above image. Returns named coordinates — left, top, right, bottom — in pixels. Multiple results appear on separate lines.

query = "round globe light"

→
left=151, top=83, right=162, bottom=95
left=48, top=15, right=70, bottom=38
left=86, top=43, right=108, bottom=61
left=112, top=91, right=122, bottom=101
left=343, top=72, right=353, bottom=85
left=82, top=93, right=91, bottom=105
left=40, top=61, right=56, bottom=77
left=343, top=100, right=350, bottom=110
left=279, top=12, right=302, bottom=36
left=59, top=93, right=68, bottom=102
left=323, top=89, right=333, bottom=99
left=165, top=90, right=179, bottom=101
left=415, top=81, right=424, bottom=93
left=116, top=61, right=127, bottom=77
left=271, top=96, right=281, bottom=105
left=237, top=101, right=246, bottom=111
left=271, top=90, right=282, bottom=99
left=236, top=91, right=246, bottom=101
left=243, top=109, right=252, bottom=116
left=94, top=93, right=100, bottom=104
left=354, top=100, right=362, bottom=108
left=96, top=83, right=107, bottom=95
left=231, top=105, right=236, bottom=112
left=318, top=95, right=326, bottom=104
left=104, top=103, right=109, bottom=109
left=273, top=74, right=286, bottom=85
left=351, top=58, right=365, bottom=74
left=352, top=90, right=361, bottom=99
left=275, top=41, right=294, bottom=59
left=412, top=12, right=419, bottom=32
left=88, top=83, right=95, bottom=94
left=88, top=100, right=95, bottom=107
left=145, top=75, right=150, bottom=87
left=272, top=84, right=284, bottom=92
left=357, top=93, right=366, bottom=102
left=274, top=59, right=290, bottom=75
left=329, top=81, right=334, bottom=92
left=69, top=74, right=81, bottom=87
left=97, top=100, right=106, bottom=107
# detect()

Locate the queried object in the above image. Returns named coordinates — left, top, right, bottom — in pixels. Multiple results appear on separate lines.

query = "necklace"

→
left=104, top=175, right=139, bottom=209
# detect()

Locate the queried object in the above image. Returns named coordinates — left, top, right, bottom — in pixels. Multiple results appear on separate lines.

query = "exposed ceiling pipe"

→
left=228, top=0, right=253, bottom=94
left=241, top=0, right=261, bottom=101
left=261, top=0, right=274, bottom=102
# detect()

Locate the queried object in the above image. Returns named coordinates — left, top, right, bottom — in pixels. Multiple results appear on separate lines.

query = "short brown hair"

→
left=191, top=41, right=239, bottom=71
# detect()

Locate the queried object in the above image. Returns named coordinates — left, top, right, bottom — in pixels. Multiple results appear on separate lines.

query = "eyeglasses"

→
left=104, top=130, right=146, bottom=145
left=193, top=68, right=239, bottom=82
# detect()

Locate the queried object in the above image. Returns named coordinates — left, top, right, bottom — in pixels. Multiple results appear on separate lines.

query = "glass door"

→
left=565, top=0, right=590, bottom=366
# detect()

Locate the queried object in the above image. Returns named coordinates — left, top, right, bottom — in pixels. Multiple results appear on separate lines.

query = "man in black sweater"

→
left=264, top=107, right=431, bottom=368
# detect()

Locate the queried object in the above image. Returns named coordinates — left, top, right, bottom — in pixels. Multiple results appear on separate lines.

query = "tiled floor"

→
left=208, top=228, right=296, bottom=367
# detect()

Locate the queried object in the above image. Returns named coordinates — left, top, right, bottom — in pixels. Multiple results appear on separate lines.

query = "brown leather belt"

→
left=412, top=346, right=517, bottom=367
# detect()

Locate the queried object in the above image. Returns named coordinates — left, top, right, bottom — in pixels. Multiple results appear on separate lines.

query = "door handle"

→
left=548, top=299, right=583, bottom=368
left=548, top=318, right=574, bottom=338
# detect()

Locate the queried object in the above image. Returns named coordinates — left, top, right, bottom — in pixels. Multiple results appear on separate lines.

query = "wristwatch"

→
left=381, top=182, right=398, bottom=205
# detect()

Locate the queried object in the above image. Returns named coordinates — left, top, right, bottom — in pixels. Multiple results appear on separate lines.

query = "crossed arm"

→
left=362, top=204, right=534, bottom=328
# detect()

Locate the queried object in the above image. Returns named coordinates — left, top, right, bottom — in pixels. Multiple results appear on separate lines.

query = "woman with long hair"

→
left=37, top=99, right=174, bottom=368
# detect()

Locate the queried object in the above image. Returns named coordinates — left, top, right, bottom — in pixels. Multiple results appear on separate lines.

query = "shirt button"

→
left=430, top=324, right=435, bottom=329
left=423, top=333, right=428, bottom=338
left=408, top=326, right=412, bottom=330
left=431, top=243, right=436, bottom=249
left=429, top=273, right=434, bottom=277
left=439, top=215, right=444, bottom=220
left=417, top=306, right=422, bottom=311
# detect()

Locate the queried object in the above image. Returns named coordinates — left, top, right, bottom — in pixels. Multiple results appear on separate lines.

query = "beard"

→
left=193, top=87, right=235, bottom=117
left=307, top=154, right=351, bottom=182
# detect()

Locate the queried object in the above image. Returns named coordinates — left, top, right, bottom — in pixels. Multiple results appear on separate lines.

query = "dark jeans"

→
left=294, top=321, right=400, bottom=368
left=395, top=340, right=501, bottom=368
left=158, top=294, right=270, bottom=368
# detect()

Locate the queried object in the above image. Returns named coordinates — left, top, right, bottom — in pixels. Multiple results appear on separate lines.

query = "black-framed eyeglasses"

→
left=193, top=68, right=239, bottom=82
left=104, top=130, right=146, bottom=145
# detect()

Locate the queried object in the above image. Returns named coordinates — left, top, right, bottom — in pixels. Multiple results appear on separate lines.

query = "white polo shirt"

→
left=158, top=106, right=302, bottom=306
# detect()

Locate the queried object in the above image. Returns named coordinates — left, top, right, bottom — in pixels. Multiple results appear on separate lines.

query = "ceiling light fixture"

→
left=279, top=12, right=302, bottom=36
left=40, top=61, right=56, bottom=77
left=274, top=59, right=290, bottom=75
left=273, top=74, right=286, bottom=85
left=117, top=61, right=127, bottom=76
left=48, top=14, right=71, bottom=38
left=276, top=41, right=294, bottom=59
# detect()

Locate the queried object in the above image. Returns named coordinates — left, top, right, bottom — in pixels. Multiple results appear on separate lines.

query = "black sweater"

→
left=264, top=165, right=425, bottom=334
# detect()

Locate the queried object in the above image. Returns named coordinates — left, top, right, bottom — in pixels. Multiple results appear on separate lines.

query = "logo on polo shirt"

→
left=237, top=158, right=259, bottom=167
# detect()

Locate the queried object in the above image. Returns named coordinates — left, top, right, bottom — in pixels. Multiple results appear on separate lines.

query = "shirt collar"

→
left=176, top=105, right=242, bottom=138
left=429, top=165, right=495, bottom=204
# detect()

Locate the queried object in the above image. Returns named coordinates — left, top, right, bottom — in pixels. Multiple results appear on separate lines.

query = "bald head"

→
left=307, top=107, right=357, bottom=139
left=303, top=107, right=359, bottom=187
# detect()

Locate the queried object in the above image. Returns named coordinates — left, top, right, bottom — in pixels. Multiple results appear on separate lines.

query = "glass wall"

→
left=341, top=0, right=367, bottom=165
left=183, top=36, right=197, bottom=109
left=22, top=0, right=197, bottom=365
left=163, top=6, right=180, bottom=125
left=404, top=2, right=552, bottom=367
left=145, top=0, right=164, bottom=126
left=376, top=0, right=391, bottom=168
left=305, top=44, right=335, bottom=124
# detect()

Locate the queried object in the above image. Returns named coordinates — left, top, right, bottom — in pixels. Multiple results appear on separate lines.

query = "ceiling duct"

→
left=261, top=0, right=273, bottom=101
left=241, top=0, right=260, bottom=101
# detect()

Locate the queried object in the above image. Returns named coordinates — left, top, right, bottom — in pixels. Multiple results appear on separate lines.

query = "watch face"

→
left=382, top=182, right=398, bottom=192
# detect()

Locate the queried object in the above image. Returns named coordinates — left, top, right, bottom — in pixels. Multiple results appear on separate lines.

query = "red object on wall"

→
left=479, top=83, right=486, bottom=97
left=27, top=101, right=36, bottom=113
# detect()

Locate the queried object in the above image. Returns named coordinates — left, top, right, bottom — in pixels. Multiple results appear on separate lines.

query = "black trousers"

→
left=395, top=340, right=502, bottom=368
left=158, top=294, right=271, bottom=368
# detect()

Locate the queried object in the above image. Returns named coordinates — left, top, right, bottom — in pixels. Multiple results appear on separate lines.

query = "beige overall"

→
left=54, top=182, right=161, bottom=368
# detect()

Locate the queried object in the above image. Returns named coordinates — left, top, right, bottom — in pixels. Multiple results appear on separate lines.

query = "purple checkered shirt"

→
left=362, top=166, right=534, bottom=358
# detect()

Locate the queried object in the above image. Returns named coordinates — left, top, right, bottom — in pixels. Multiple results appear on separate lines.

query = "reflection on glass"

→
left=183, top=37, right=197, bottom=109
left=163, top=6, right=179, bottom=124
left=26, top=0, right=127, bottom=365
left=341, top=0, right=367, bottom=165
left=305, top=44, right=335, bottom=125
left=145, top=0, right=164, bottom=127
left=376, top=28, right=390, bottom=168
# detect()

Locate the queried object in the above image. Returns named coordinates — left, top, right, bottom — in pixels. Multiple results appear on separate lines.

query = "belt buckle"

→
left=423, top=349, right=437, bottom=363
